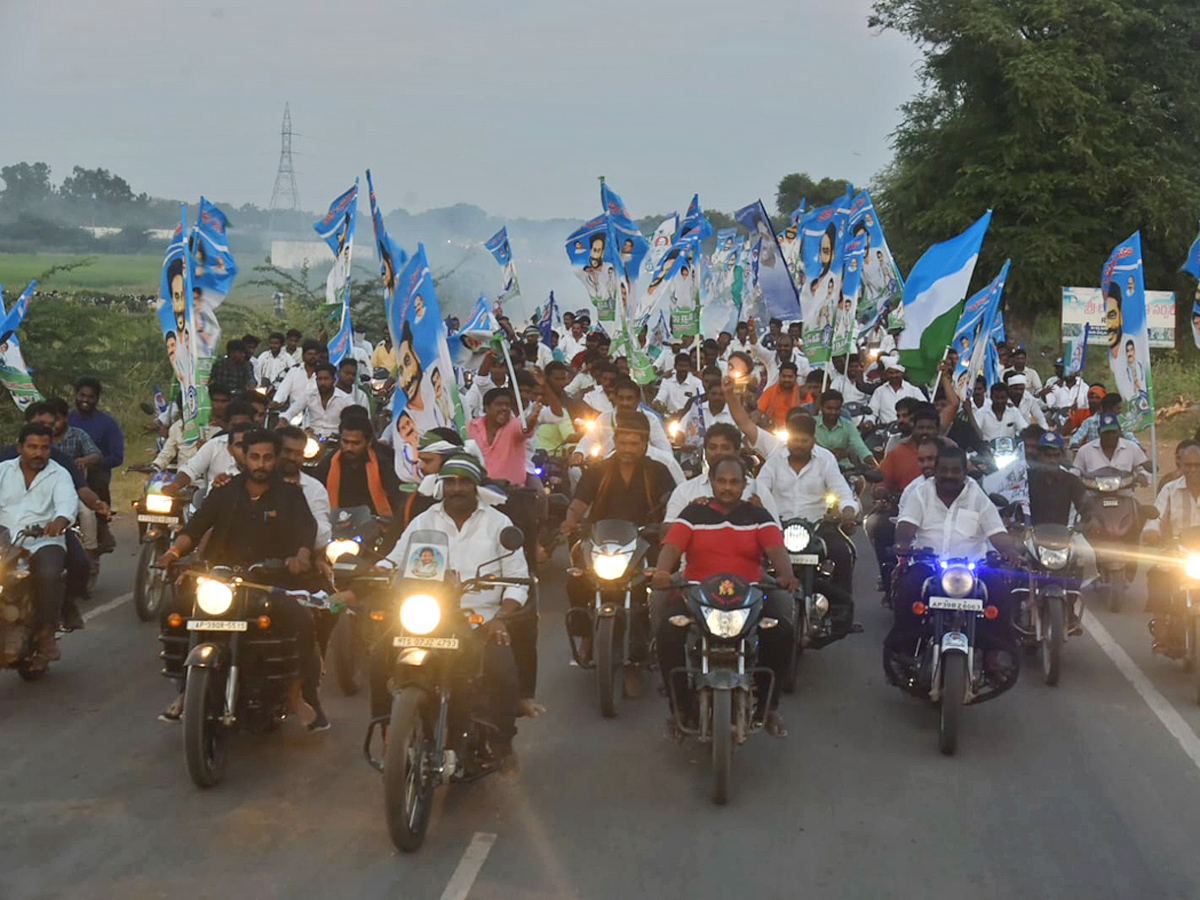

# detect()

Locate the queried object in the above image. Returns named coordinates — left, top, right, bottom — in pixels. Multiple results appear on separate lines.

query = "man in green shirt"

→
left=815, top=389, right=877, bottom=472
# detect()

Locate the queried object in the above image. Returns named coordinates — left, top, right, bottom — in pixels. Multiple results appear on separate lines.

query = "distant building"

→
left=270, top=240, right=332, bottom=270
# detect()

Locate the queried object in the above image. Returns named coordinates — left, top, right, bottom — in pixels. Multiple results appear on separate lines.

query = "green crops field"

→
left=0, top=252, right=163, bottom=294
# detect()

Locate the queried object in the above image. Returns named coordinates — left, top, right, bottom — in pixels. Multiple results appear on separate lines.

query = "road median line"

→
left=83, top=592, right=133, bottom=622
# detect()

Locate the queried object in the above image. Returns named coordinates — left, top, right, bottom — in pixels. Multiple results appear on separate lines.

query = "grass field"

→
left=0, top=252, right=165, bottom=294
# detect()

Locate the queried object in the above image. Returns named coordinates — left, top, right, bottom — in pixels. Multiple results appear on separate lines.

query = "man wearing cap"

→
left=384, top=453, right=529, bottom=769
left=1048, top=370, right=1092, bottom=430
left=520, top=326, right=554, bottom=369
left=1004, top=371, right=1049, bottom=430
left=1069, top=392, right=1138, bottom=449
left=972, top=381, right=1028, bottom=441
left=1040, top=357, right=1066, bottom=398
left=1074, top=412, right=1150, bottom=480
left=1029, top=430, right=1098, bottom=598
left=869, top=358, right=926, bottom=426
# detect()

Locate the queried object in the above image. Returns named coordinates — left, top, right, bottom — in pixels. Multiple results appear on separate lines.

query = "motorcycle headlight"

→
left=783, top=523, right=810, bottom=553
left=399, top=593, right=441, bottom=635
left=1185, top=553, right=1200, bottom=581
left=303, top=436, right=321, bottom=459
left=591, top=549, right=632, bottom=581
left=702, top=606, right=751, bottom=638
left=326, top=538, right=360, bottom=564
left=940, top=565, right=975, bottom=598
left=370, top=378, right=386, bottom=391
left=145, top=493, right=174, bottom=514
left=1038, top=546, right=1070, bottom=570
left=774, top=428, right=788, bottom=442
left=810, top=593, right=830, bottom=618
left=1096, top=476, right=1121, bottom=493
left=195, top=578, right=234, bottom=616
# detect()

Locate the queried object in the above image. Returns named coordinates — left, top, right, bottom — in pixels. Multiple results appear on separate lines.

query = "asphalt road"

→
left=4, top=522, right=1200, bottom=900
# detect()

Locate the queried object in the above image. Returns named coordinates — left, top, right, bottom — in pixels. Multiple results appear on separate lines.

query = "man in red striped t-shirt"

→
left=650, top=456, right=798, bottom=738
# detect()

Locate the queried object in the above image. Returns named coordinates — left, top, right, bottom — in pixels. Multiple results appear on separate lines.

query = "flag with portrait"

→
left=847, top=189, right=903, bottom=328
left=366, top=169, right=409, bottom=323
left=1180, top=222, right=1200, bottom=349
left=1101, top=231, right=1153, bottom=431
left=798, top=195, right=851, bottom=355
left=600, top=182, right=649, bottom=279
left=190, top=197, right=237, bottom=404
left=157, top=210, right=204, bottom=442
left=314, top=182, right=358, bottom=365
left=0, top=281, right=43, bottom=411
left=735, top=199, right=801, bottom=323
left=952, top=259, right=1009, bottom=396
left=830, top=235, right=866, bottom=360
left=484, top=226, right=521, bottom=307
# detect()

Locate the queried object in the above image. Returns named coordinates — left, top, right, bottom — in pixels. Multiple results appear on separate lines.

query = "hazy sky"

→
left=0, top=0, right=921, bottom=221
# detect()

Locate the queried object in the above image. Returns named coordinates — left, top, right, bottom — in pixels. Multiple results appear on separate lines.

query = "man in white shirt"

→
left=1074, top=413, right=1150, bottom=479
left=827, top=354, right=872, bottom=408
left=869, top=359, right=926, bottom=425
left=1144, top=444, right=1200, bottom=635
left=257, top=332, right=295, bottom=390
left=581, top=361, right=618, bottom=414
left=752, top=332, right=810, bottom=388
left=1047, top=370, right=1090, bottom=412
left=559, top=321, right=589, bottom=362
left=166, top=420, right=253, bottom=497
left=0, top=424, right=77, bottom=664
left=664, top=422, right=778, bottom=522
left=1001, top=347, right=1042, bottom=393
left=675, top=366, right=736, bottom=447
left=576, top=378, right=671, bottom=459
left=283, top=328, right=303, bottom=365
left=272, top=339, right=320, bottom=410
left=519, top=327, right=554, bottom=369
left=972, top=381, right=1029, bottom=441
left=335, top=358, right=371, bottom=410
left=1003, top=373, right=1048, bottom=430
left=277, top=426, right=333, bottom=549
left=887, top=442, right=1020, bottom=675
left=284, top=363, right=361, bottom=438
left=387, top=453, right=528, bottom=766
left=654, top=353, right=704, bottom=415
left=722, top=319, right=759, bottom=360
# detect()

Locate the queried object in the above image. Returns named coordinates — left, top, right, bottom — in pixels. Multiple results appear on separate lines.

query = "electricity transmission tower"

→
left=268, top=103, right=299, bottom=232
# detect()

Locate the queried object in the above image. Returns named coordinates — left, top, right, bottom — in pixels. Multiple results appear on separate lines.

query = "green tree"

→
left=869, top=0, right=1200, bottom=316
left=0, top=162, right=54, bottom=211
left=59, top=166, right=138, bottom=206
left=775, top=173, right=851, bottom=218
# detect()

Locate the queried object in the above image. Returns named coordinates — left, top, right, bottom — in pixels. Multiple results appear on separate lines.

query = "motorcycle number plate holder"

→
left=790, top=553, right=820, bottom=565
left=1102, top=498, right=1120, bottom=508
left=187, top=619, right=248, bottom=631
left=942, top=631, right=969, bottom=652
left=928, top=596, right=984, bottom=612
left=393, top=636, right=460, bottom=650
left=138, top=514, right=180, bottom=525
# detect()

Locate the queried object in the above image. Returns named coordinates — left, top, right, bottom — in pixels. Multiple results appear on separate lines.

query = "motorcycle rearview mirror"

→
left=499, top=526, right=525, bottom=553
left=139, top=401, right=157, bottom=416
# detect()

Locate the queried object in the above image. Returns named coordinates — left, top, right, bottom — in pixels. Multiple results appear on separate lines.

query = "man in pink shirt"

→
left=467, top=387, right=539, bottom=486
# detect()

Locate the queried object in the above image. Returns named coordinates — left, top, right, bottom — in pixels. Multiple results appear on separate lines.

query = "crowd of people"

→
left=4, top=305, right=1193, bottom=771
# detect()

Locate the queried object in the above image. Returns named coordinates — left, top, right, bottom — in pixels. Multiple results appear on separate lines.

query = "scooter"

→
left=1079, top=466, right=1151, bottom=612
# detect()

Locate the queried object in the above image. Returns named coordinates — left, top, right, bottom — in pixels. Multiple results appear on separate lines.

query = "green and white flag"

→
left=0, top=282, right=43, bottom=412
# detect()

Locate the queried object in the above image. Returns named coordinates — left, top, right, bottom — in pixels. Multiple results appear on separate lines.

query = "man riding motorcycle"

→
left=886, top=443, right=1021, bottom=679
left=1142, top=443, right=1200, bottom=652
left=650, top=455, right=798, bottom=738
left=156, top=429, right=327, bottom=730
left=664, top=423, right=778, bottom=522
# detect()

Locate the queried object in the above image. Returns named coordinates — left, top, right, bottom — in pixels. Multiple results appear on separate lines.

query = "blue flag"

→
left=366, top=170, right=409, bottom=321
left=847, top=189, right=903, bottom=327
left=0, top=281, right=42, bottom=411
left=387, top=244, right=464, bottom=480
left=157, top=210, right=204, bottom=441
left=484, top=226, right=520, bottom=306
left=954, top=259, right=1010, bottom=394
left=1102, top=231, right=1153, bottom=430
left=1181, top=222, right=1200, bottom=279
left=566, top=214, right=626, bottom=322
left=735, top=199, right=801, bottom=322
left=191, top=198, right=237, bottom=371
left=600, top=182, right=649, bottom=277
left=314, top=182, right=359, bottom=365
left=538, top=292, right=561, bottom=347
left=678, top=194, right=713, bottom=242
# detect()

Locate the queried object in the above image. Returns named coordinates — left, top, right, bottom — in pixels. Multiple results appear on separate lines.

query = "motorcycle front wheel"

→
left=1042, top=597, right=1064, bottom=687
left=183, top=666, right=228, bottom=788
left=595, top=615, right=620, bottom=718
left=939, top=653, right=966, bottom=756
left=134, top=541, right=166, bottom=622
left=331, top=614, right=362, bottom=696
left=384, top=688, right=434, bottom=852
left=711, top=688, right=733, bottom=805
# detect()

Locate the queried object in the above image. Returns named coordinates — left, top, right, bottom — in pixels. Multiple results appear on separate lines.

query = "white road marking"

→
left=1082, top=609, right=1200, bottom=772
left=438, top=832, right=496, bottom=900
left=83, top=592, right=133, bottom=622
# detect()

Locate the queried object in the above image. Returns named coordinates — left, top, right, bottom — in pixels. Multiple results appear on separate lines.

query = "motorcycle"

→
left=132, top=470, right=193, bottom=622
left=886, top=551, right=1018, bottom=755
left=1014, top=524, right=1082, bottom=686
left=0, top=526, right=62, bottom=681
left=326, top=506, right=394, bottom=696
left=566, top=519, right=656, bottom=717
left=1079, top=466, right=1150, bottom=612
left=369, top=366, right=395, bottom=436
left=1148, top=526, right=1200, bottom=703
left=665, top=573, right=777, bottom=804
left=159, top=561, right=315, bottom=787
left=362, top=525, right=534, bottom=852
left=300, top=431, right=336, bottom=473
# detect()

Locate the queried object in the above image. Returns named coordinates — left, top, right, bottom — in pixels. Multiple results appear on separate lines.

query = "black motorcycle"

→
left=666, top=573, right=779, bottom=804
left=1014, top=524, right=1082, bottom=686
left=362, top=525, right=534, bottom=852
left=133, top=470, right=192, bottom=622
left=566, top=520, right=656, bottom=717
left=886, top=551, right=1018, bottom=755
left=160, top=561, right=312, bottom=787
left=326, top=506, right=394, bottom=696
left=1148, top=526, right=1200, bottom=704
left=1079, top=466, right=1151, bottom=612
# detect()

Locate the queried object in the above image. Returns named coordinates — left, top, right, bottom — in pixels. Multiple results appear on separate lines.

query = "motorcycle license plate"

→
left=1102, top=499, right=1120, bottom=508
left=790, top=553, right=820, bottom=565
left=927, top=596, right=984, bottom=612
left=393, top=636, right=460, bottom=650
left=187, top=619, right=248, bottom=631
left=138, top=514, right=180, bottom=525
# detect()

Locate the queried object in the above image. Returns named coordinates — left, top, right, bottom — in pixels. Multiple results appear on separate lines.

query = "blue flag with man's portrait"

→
left=314, top=182, right=358, bottom=365
left=484, top=226, right=520, bottom=307
left=191, top=198, right=237, bottom=383
left=157, top=210, right=204, bottom=442
left=847, top=189, right=903, bottom=327
left=366, top=169, right=409, bottom=322
left=387, top=243, right=464, bottom=482
left=735, top=199, right=801, bottom=322
left=678, top=194, right=713, bottom=242
left=600, top=182, right=649, bottom=278
left=0, top=281, right=43, bottom=412
left=1101, top=231, right=1153, bottom=431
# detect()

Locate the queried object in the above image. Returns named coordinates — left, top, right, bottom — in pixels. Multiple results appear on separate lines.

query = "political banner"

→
left=450, top=294, right=498, bottom=372
left=645, top=215, right=678, bottom=278
left=600, top=182, right=649, bottom=278
left=830, top=236, right=866, bottom=360
left=982, top=439, right=1030, bottom=511
left=677, top=194, right=713, bottom=243
left=779, top=200, right=805, bottom=288
left=387, top=244, right=465, bottom=481
left=1062, top=287, right=1175, bottom=348
left=314, top=182, right=358, bottom=365
left=156, top=211, right=203, bottom=442
left=952, top=259, right=1010, bottom=396
left=366, top=169, right=409, bottom=323
left=848, top=189, right=904, bottom=328
left=735, top=200, right=801, bottom=323
left=538, top=292, right=562, bottom=348
left=798, top=195, right=851, bottom=356
left=565, top=214, right=620, bottom=322
left=1100, top=232, right=1153, bottom=431
left=191, top=198, right=237, bottom=374
left=0, top=282, right=43, bottom=411
left=1182, top=217, right=1200, bottom=350
left=485, top=226, right=521, bottom=307
left=1064, top=323, right=1091, bottom=376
